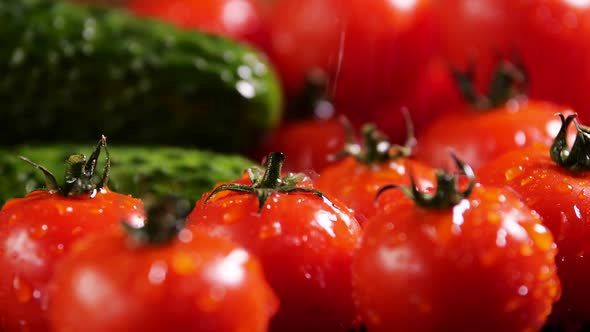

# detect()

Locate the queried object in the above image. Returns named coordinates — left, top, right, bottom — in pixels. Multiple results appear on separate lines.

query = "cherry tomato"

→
left=0, top=139, right=145, bottom=332
left=349, top=56, right=463, bottom=146
left=47, top=214, right=278, bottom=332
left=253, top=71, right=347, bottom=174
left=126, top=0, right=268, bottom=47
left=353, top=158, right=560, bottom=332
left=186, top=152, right=362, bottom=332
left=315, top=123, right=435, bottom=225
left=435, top=0, right=590, bottom=121
left=257, top=117, right=346, bottom=174
left=267, top=0, right=434, bottom=106
left=478, top=114, right=590, bottom=331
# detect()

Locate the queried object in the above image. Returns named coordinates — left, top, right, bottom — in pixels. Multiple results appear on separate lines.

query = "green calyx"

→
left=123, top=196, right=188, bottom=246
left=204, top=151, right=330, bottom=212
left=19, top=136, right=110, bottom=196
left=550, top=113, right=590, bottom=171
left=331, top=110, right=416, bottom=165
left=451, top=58, right=528, bottom=110
left=376, top=154, right=476, bottom=209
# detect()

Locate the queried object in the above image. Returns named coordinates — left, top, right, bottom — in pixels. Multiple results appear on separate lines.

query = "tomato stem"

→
left=451, top=58, right=528, bottom=110
left=376, top=154, right=476, bottom=209
left=331, top=109, right=415, bottom=165
left=19, top=136, right=111, bottom=196
left=204, top=151, right=331, bottom=212
left=550, top=113, right=590, bottom=171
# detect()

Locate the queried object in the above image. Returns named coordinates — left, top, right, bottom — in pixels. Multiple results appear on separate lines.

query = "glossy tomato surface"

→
left=127, top=0, right=268, bottom=47
left=255, top=117, right=346, bottom=174
left=47, top=227, right=278, bottom=332
left=268, top=0, right=434, bottom=105
left=435, top=0, right=590, bottom=120
left=186, top=176, right=362, bottom=332
left=353, top=185, right=560, bottom=332
left=414, top=99, right=574, bottom=170
left=315, top=156, right=435, bottom=225
left=0, top=188, right=145, bottom=332
left=478, top=145, right=590, bottom=330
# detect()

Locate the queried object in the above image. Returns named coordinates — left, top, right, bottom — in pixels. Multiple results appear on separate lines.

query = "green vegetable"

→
left=0, top=145, right=255, bottom=210
left=0, top=0, right=282, bottom=152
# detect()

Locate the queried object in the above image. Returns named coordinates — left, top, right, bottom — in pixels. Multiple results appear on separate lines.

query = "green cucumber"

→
left=0, top=0, right=282, bottom=152
left=0, top=145, right=255, bottom=209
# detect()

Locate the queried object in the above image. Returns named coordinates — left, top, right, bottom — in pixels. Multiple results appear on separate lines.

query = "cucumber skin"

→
left=0, top=0, right=282, bottom=152
left=0, top=145, right=255, bottom=209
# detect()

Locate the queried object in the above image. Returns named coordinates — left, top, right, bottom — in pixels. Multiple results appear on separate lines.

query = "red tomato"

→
left=186, top=152, right=362, bottom=332
left=315, top=123, right=435, bottom=225
left=47, top=222, right=278, bottom=332
left=355, top=56, right=463, bottom=145
left=0, top=140, right=145, bottom=332
left=478, top=114, right=590, bottom=331
left=353, top=160, right=560, bottom=332
left=435, top=0, right=590, bottom=121
left=267, top=0, right=434, bottom=106
left=256, top=117, right=346, bottom=174
left=126, top=0, right=268, bottom=47
left=414, top=97, right=575, bottom=170
left=253, top=71, right=347, bottom=174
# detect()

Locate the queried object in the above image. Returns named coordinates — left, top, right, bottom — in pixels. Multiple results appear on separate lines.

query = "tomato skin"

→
left=435, top=0, right=590, bottom=121
left=0, top=188, right=145, bottom=332
left=353, top=185, right=560, bottom=332
left=127, top=0, right=268, bottom=47
left=268, top=0, right=434, bottom=105
left=47, top=227, right=278, bottom=332
left=478, top=146, right=590, bottom=330
left=414, top=99, right=574, bottom=170
left=315, top=157, right=435, bottom=225
left=255, top=117, right=346, bottom=174
left=186, top=177, right=362, bottom=332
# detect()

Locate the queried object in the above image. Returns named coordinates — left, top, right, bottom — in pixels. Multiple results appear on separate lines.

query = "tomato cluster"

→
left=4, top=0, right=590, bottom=331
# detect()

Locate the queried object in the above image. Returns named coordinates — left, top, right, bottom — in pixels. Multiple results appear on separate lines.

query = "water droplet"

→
left=148, top=260, right=168, bottom=285
left=13, top=275, right=33, bottom=303
left=505, top=166, right=523, bottom=181
left=518, top=285, right=529, bottom=296
left=557, top=182, right=573, bottom=193
left=11, top=48, right=26, bottom=66
left=178, top=229, right=193, bottom=243
left=236, top=80, right=256, bottom=99
left=29, top=225, right=48, bottom=239
left=237, top=65, right=252, bottom=79
left=520, top=176, right=534, bottom=186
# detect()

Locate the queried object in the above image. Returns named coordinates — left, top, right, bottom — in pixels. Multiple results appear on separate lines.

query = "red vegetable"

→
left=0, top=138, right=146, bottom=332
left=353, top=157, right=560, bottom=332
left=47, top=203, right=278, bottom=332
left=186, top=152, right=362, bottom=332
left=478, top=114, right=590, bottom=331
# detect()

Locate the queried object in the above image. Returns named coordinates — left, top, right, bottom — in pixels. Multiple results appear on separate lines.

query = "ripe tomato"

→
left=126, top=0, right=268, bottom=47
left=267, top=0, right=434, bottom=106
left=353, top=158, right=560, bottom=332
left=0, top=139, right=145, bottom=332
left=256, top=117, right=346, bottom=174
left=47, top=212, right=278, bottom=332
left=186, top=152, right=362, bottom=332
left=435, top=0, right=590, bottom=121
left=477, top=114, right=590, bottom=331
left=341, top=55, right=464, bottom=147
left=315, top=123, right=435, bottom=225
left=253, top=70, right=347, bottom=174
left=413, top=60, right=576, bottom=170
